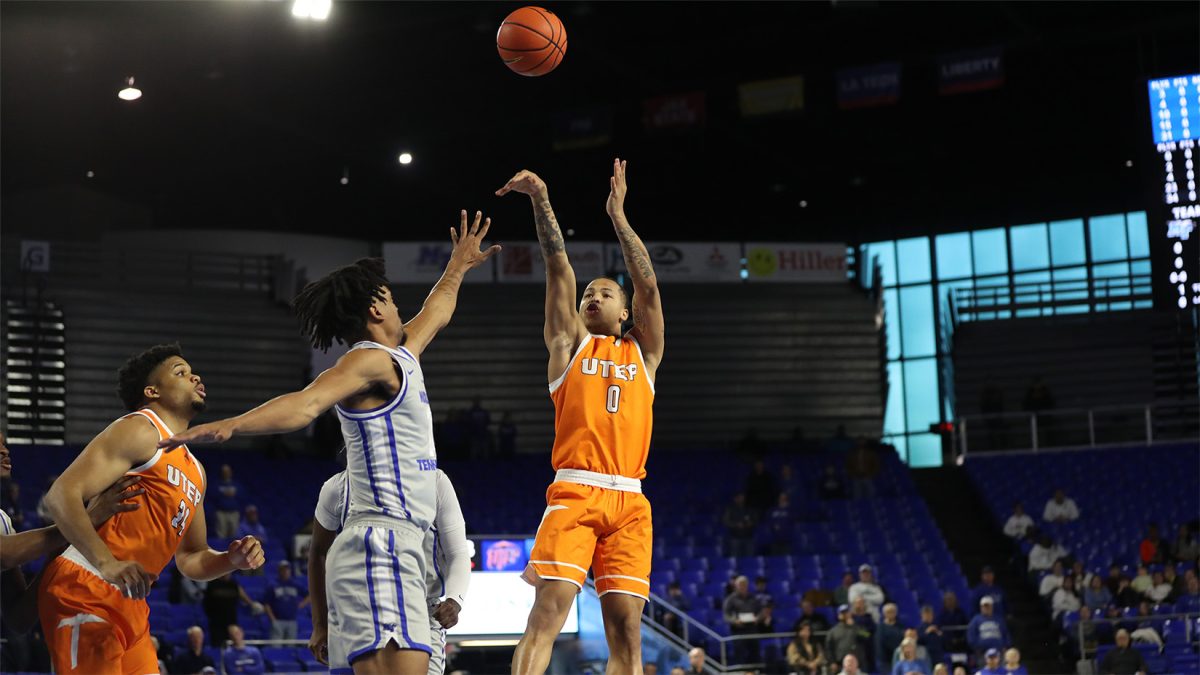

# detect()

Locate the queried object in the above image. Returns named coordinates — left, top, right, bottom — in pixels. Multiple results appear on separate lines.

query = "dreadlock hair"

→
left=116, top=342, right=184, bottom=411
left=291, top=257, right=391, bottom=352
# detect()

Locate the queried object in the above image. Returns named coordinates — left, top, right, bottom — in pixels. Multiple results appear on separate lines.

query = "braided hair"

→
left=291, top=257, right=390, bottom=352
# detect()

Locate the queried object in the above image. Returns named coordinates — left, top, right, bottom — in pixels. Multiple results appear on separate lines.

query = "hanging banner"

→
left=381, top=241, right=495, bottom=284
left=643, top=92, right=707, bottom=132
left=836, top=62, right=902, bottom=109
left=938, top=47, right=1004, bottom=95
left=738, top=76, right=805, bottom=117
left=744, top=242, right=848, bottom=283
left=495, top=241, right=606, bottom=283
left=606, top=242, right=743, bottom=283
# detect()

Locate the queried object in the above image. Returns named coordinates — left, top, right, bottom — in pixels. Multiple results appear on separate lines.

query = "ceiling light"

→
left=292, top=0, right=331, bottom=21
left=398, top=152, right=413, bottom=165
left=118, top=77, right=142, bottom=101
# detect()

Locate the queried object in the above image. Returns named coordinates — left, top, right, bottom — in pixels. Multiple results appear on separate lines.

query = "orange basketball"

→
left=496, top=6, right=567, bottom=77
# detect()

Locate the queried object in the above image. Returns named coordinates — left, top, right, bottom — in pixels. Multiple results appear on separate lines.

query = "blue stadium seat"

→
left=261, top=646, right=301, bottom=672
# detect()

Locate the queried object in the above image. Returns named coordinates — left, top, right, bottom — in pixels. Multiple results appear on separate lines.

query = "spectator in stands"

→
left=1139, top=524, right=1165, bottom=565
left=966, top=597, right=1007, bottom=659
left=659, top=582, right=689, bottom=639
left=892, top=638, right=928, bottom=675
left=778, top=463, right=798, bottom=500
left=670, top=668, right=686, bottom=675
left=918, top=605, right=945, bottom=667
left=1162, top=562, right=1184, bottom=601
left=204, top=572, right=255, bottom=646
left=975, top=648, right=1004, bottom=675
left=1070, top=560, right=1093, bottom=589
left=794, top=599, right=830, bottom=633
left=1127, top=601, right=1163, bottom=647
left=833, top=571, right=854, bottom=607
left=837, top=653, right=862, bottom=675
left=826, top=605, right=868, bottom=669
left=35, top=474, right=57, bottom=525
left=1084, top=574, right=1113, bottom=609
left=971, top=566, right=1005, bottom=616
left=819, top=464, right=846, bottom=500
left=723, top=575, right=763, bottom=664
left=786, top=622, right=826, bottom=675
left=644, top=663, right=658, bottom=675
left=685, top=647, right=707, bottom=674
left=222, top=624, right=264, bottom=674
left=1170, top=523, right=1199, bottom=564
left=1146, top=570, right=1173, bottom=604
left=1051, top=575, right=1081, bottom=621
left=767, top=493, right=793, bottom=554
left=758, top=602, right=776, bottom=635
left=875, top=603, right=904, bottom=674
left=892, top=628, right=931, bottom=674
left=467, top=398, right=492, bottom=458
left=952, top=667, right=968, bottom=675
left=149, top=635, right=169, bottom=675
left=214, top=464, right=243, bottom=539
left=1002, top=503, right=1033, bottom=539
left=1002, top=647, right=1026, bottom=675
left=754, top=575, right=774, bottom=609
left=1104, top=564, right=1123, bottom=596
left=849, top=596, right=876, bottom=670
left=1176, top=574, right=1200, bottom=613
left=846, top=440, right=880, bottom=500
left=1129, top=565, right=1152, bottom=596
left=723, top=493, right=757, bottom=557
left=745, top=459, right=779, bottom=514
left=850, top=564, right=886, bottom=623
left=938, top=591, right=969, bottom=652
left=1042, top=488, right=1079, bottom=523
left=171, top=625, right=216, bottom=675
left=1098, top=629, right=1147, bottom=675
left=1074, top=606, right=1099, bottom=655
left=264, top=561, right=308, bottom=641
left=933, top=666, right=950, bottom=675
left=1038, top=560, right=1065, bottom=598
left=1113, top=576, right=1142, bottom=608
left=1027, top=534, right=1066, bottom=574
left=497, top=411, right=518, bottom=457
left=1022, top=377, right=1054, bottom=415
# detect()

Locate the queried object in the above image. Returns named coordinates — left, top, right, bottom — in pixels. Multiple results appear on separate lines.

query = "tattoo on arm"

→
left=533, top=199, right=566, bottom=258
left=617, top=226, right=655, bottom=282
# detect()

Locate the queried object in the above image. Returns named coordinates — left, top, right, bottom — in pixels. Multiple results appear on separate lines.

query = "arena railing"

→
left=954, top=399, right=1200, bottom=459
left=1074, top=611, right=1200, bottom=668
left=950, top=273, right=1153, bottom=322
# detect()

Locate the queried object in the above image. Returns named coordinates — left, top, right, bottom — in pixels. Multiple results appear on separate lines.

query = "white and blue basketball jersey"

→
left=335, top=341, right=438, bottom=531
left=0, top=508, right=13, bottom=535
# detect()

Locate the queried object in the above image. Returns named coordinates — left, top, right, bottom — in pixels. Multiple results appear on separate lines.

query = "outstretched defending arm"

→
left=497, top=170, right=586, bottom=381
left=607, top=159, right=664, bottom=374
left=402, top=210, right=501, bottom=358
left=157, top=348, right=397, bottom=448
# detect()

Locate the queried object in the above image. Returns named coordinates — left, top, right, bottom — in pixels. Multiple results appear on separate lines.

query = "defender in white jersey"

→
left=307, top=469, right=472, bottom=675
left=161, top=212, right=498, bottom=674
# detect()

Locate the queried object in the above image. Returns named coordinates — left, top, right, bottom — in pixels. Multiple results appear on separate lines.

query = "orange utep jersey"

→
left=549, top=334, right=655, bottom=479
left=96, top=409, right=206, bottom=577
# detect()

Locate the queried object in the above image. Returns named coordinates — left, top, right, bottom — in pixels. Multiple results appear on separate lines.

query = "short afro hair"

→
left=117, top=343, right=184, bottom=411
left=291, top=258, right=391, bottom=352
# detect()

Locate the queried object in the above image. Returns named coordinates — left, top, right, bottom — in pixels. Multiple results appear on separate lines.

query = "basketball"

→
left=496, top=6, right=567, bottom=77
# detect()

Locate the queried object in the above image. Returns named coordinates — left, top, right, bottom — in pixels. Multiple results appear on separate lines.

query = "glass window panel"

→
left=972, top=228, right=1008, bottom=276
left=1009, top=223, right=1050, bottom=271
left=935, top=233, right=973, bottom=280
left=1134, top=300, right=1153, bottom=309
left=1131, top=260, right=1151, bottom=275
left=1093, top=262, right=1130, bottom=278
left=899, top=285, right=936, bottom=357
left=1055, top=304, right=1089, bottom=315
left=884, top=361, right=906, bottom=435
left=865, top=241, right=897, bottom=288
left=1013, top=271, right=1052, bottom=310
left=907, top=433, right=943, bottom=468
left=1049, top=219, right=1086, bottom=267
left=1089, top=214, right=1129, bottom=263
left=883, top=289, right=901, bottom=360
left=941, top=279, right=975, bottom=319
left=897, top=237, right=932, bottom=285
left=972, top=275, right=1008, bottom=309
left=1106, top=301, right=1132, bottom=311
left=903, top=358, right=940, bottom=431
left=1053, top=266, right=1088, bottom=304
left=1126, top=211, right=1150, bottom=259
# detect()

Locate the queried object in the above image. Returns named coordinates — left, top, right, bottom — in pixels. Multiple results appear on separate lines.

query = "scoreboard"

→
left=1147, top=74, right=1200, bottom=309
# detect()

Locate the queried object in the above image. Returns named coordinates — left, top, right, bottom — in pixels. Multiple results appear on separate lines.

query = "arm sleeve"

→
left=314, top=471, right=347, bottom=532
left=435, top=472, right=473, bottom=607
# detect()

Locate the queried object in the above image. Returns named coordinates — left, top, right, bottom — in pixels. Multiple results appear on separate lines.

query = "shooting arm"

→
left=607, top=159, right=664, bottom=371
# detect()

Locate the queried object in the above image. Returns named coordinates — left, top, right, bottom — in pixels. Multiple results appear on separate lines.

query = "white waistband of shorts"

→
left=62, top=546, right=122, bottom=592
left=555, top=469, right=642, bottom=493
left=342, top=515, right=425, bottom=537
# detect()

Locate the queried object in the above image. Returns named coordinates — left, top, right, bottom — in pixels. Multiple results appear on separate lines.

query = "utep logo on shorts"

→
left=484, top=540, right=525, bottom=571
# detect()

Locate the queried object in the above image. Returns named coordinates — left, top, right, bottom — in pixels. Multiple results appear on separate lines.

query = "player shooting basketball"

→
left=496, top=158, right=664, bottom=675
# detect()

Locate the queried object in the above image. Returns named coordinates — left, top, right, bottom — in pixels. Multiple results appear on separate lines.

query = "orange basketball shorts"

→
left=524, top=480, right=653, bottom=600
left=38, top=555, right=158, bottom=675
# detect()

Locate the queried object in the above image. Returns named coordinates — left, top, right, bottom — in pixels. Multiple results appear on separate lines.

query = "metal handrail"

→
left=1075, top=610, right=1199, bottom=662
left=955, top=400, right=1199, bottom=459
